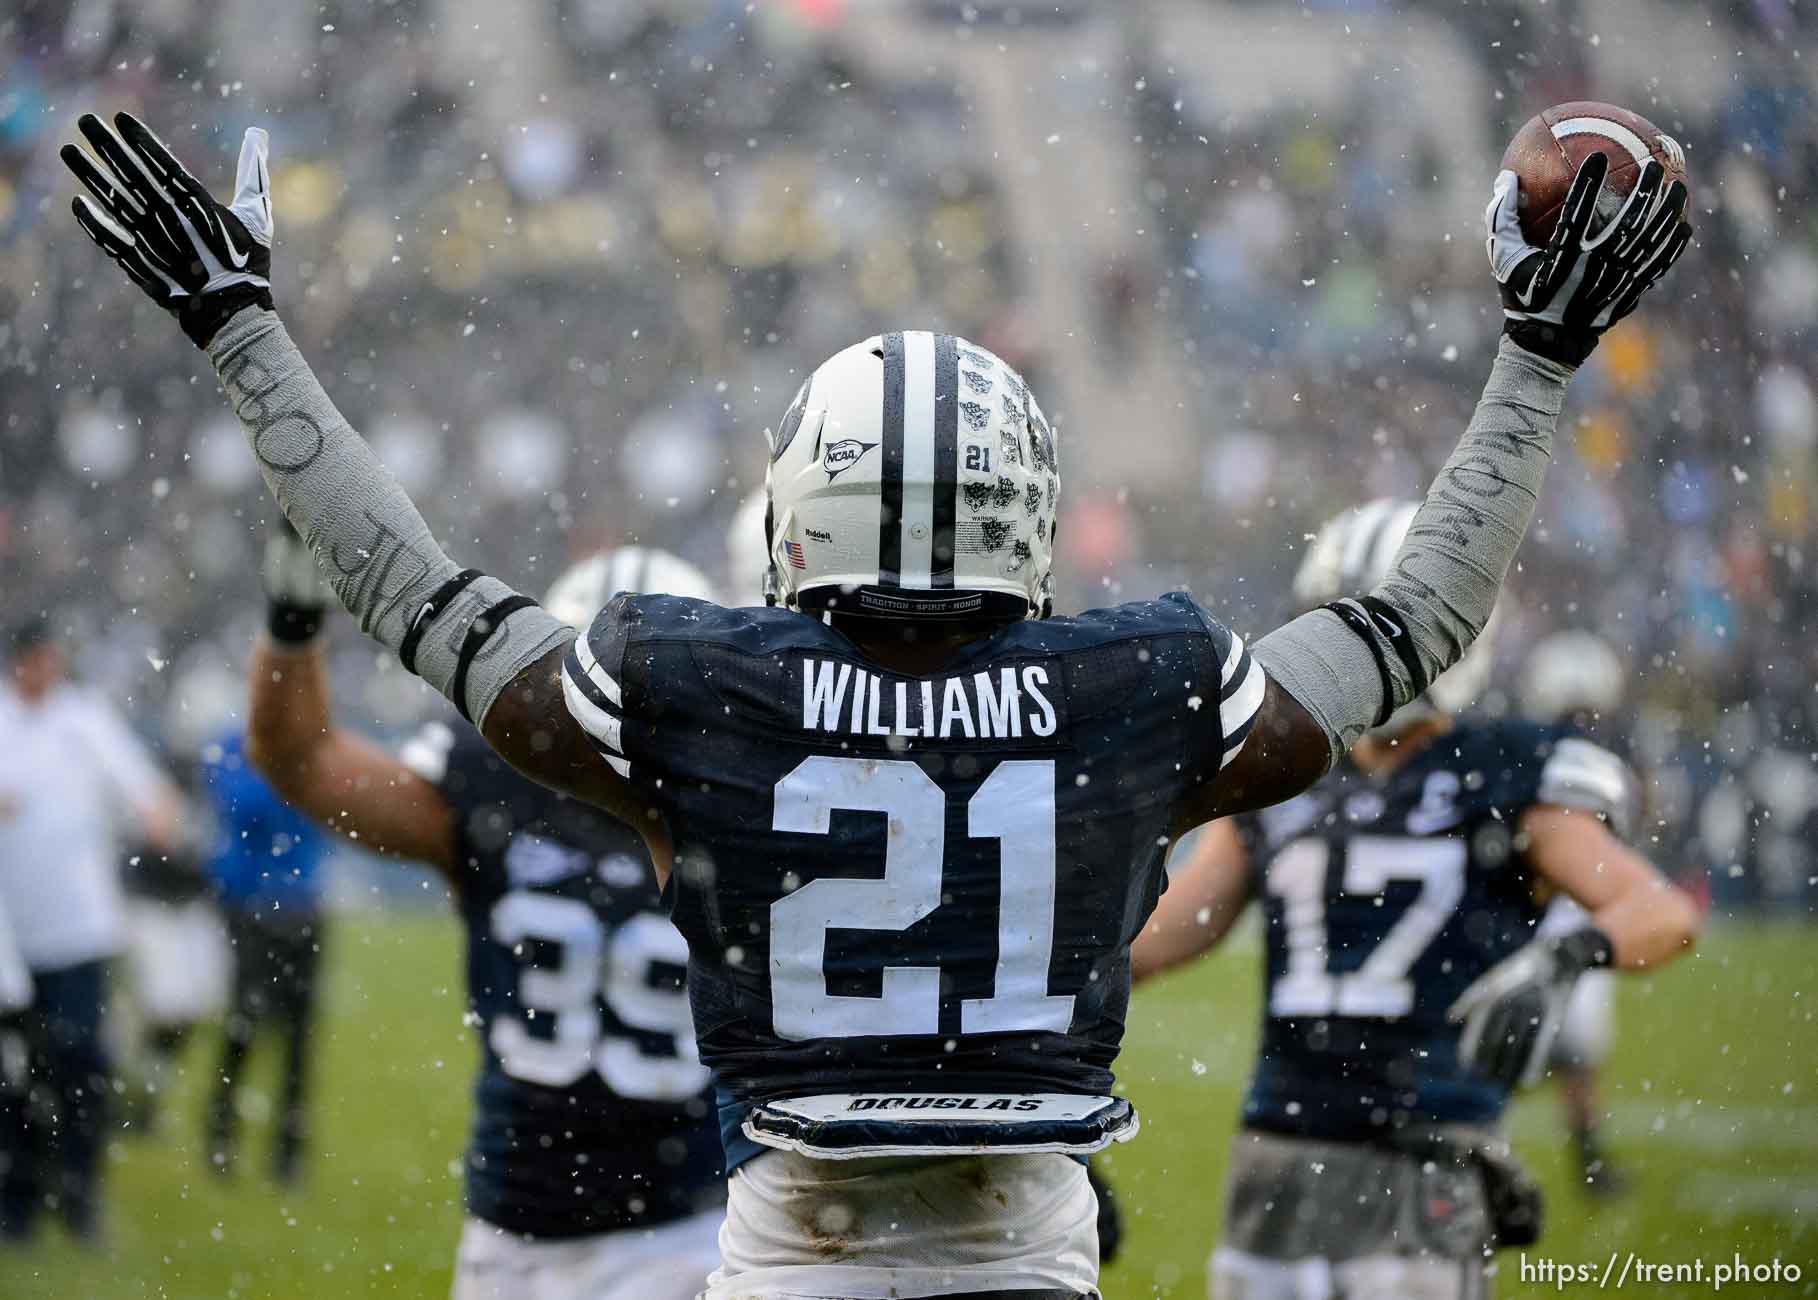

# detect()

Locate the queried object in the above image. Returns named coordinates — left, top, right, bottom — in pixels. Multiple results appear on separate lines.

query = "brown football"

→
left=1501, top=101, right=1688, bottom=246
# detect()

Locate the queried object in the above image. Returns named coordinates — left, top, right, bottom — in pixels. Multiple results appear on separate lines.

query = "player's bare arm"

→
left=243, top=522, right=457, bottom=871
left=1520, top=806, right=1701, bottom=969
left=1129, top=820, right=1254, bottom=982
left=246, top=631, right=453, bottom=872
left=1449, top=740, right=1702, bottom=1089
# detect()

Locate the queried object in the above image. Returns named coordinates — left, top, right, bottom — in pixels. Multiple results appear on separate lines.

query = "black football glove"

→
left=262, top=519, right=335, bottom=645
left=1486, top=152, right=1691, bottom=367
left=62, top=112, right=273, bottom=349
left=1448, top=926, right=1614, bottom=1090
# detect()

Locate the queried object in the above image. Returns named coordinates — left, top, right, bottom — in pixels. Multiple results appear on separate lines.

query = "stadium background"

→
left=1, top=0, right=1814, bottom=1295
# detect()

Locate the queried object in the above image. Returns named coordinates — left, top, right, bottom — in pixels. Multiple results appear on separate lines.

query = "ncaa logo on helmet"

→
left=822, top=439, right=878, bottom=481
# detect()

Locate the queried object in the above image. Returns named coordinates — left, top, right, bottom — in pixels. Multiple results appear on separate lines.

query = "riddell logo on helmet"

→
left=822, top=439, right=879, bottom=480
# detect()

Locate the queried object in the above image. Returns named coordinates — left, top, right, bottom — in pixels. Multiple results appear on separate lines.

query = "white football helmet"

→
left=1293, top=498, right=1500, bottom=728
left=544, top=545, right=718, bottom=630
left=764, top=331, right=1059, bottom=621
left=1520, top=630, right=1625, bottom=723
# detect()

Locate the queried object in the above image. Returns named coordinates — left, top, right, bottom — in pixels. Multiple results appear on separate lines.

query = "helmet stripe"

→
left=877, top=331, right=906, bottom=587
left=899, top=330, right=938, bottom=587
left=930, top=332, right=958, bottom=589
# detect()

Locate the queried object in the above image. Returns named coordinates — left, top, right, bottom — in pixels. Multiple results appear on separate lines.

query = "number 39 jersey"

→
left=399, top=723, right=723, bottom=1238
left=561, top=592, right=1263, bottom=1168
left=1232, top=718, right=1635, bottom=1140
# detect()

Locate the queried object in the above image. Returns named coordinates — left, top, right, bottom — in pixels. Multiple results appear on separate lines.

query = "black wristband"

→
left=267, top=599, right=326, bottom=645
left=1356, top=595, right=1430, bottom=700
left=450, top=594, right=537, bottom=722
left=399, top=569, right=483, bottom=675
left=1503, top=318, right=1595, bottom=368
left=1322, top=599, right=1397, bottom=728
left=1551, top=925, right=1616, bottom=975
left=183, top=283, right=274, bottom=349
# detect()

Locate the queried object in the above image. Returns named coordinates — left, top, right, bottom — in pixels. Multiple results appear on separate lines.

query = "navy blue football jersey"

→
left=1232, top=718, right=1635, bottom=1140
left=399, top=722, right=724, bottom=1237
left=561, top=592, right=1264, bottom=1168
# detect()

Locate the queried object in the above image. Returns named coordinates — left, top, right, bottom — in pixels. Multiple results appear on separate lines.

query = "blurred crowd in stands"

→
left=2, top=0, right=1814, bottom=910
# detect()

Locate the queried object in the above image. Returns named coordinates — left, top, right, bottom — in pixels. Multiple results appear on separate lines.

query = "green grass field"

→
left=2, top=915, right=1813, bottom=1299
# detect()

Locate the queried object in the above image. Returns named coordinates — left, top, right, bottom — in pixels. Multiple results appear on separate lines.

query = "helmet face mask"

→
left=763, top=332, right=1059, bottom=625
left=1294, top=498, right=1498, bottom=735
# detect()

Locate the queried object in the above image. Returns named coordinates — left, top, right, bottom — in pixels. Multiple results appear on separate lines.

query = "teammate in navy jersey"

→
left=65, top=111, right=1691, bottom=1298
left=247, top=535, right=726, bottom=1300
left=1133, top=501, right=1701, bottom=1300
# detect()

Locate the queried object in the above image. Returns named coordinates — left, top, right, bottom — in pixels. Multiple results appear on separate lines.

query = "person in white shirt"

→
left=0, top=616, right=187, bottom=1243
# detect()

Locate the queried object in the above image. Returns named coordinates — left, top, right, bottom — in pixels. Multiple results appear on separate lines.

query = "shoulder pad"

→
left=1537, top=734, right=1636, bottom=837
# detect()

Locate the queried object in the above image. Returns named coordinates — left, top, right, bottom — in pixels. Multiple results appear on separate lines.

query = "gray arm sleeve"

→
left=1254, top=336, right=1573, bottom=760
left=208, top=308, right=573, bottom=724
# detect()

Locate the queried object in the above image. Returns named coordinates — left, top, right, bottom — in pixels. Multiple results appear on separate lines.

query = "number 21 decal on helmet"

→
left=764, top=331, right=1059, bottom=621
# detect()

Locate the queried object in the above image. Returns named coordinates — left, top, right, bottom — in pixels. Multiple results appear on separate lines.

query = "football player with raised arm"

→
left=1130, top=501, right=1701, bottom=1300
left=247, top=533, right=727, bottom=1300
left=63, top=111, right=1689, bottom=1299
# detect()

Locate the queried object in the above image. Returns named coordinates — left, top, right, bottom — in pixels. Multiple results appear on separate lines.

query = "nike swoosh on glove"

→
left=63, top=112, right=274, bottom=348
left=1485, top=152, right=1692, bottom=367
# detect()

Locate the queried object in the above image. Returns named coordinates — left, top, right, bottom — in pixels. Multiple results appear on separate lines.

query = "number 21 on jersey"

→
left=769, top=756, right=1075, bottom=1041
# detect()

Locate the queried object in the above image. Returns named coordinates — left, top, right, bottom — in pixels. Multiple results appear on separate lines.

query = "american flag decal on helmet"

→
left=783, top=539, right=807, bottom=569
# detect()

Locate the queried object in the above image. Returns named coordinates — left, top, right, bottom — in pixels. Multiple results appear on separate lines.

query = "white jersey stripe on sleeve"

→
left=574, top=634, right=622, bottom=706
left=1218, top=627, right=1244, bottom=685
left=562, top=645, right=621, bottom=720
left=561, top=659, right=627, bottom=759
left=1219, top=650, right=1266, bottom=769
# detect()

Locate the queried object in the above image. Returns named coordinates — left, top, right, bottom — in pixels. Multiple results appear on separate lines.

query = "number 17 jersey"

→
left=1233, top=718, right=1636, bottom=1140
left=561, top=592, right=1264, bottom=1167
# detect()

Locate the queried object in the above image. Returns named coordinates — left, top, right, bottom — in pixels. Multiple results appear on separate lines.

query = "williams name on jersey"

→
left=799, top=658, right=1060, bottom=741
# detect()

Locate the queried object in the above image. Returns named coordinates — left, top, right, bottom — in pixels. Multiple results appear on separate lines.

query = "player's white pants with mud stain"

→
left=450, top=1206, right=724, bottom=1300
left=706, top=1149, right=1100, bottom=1299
